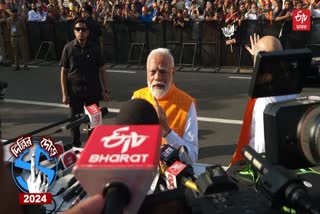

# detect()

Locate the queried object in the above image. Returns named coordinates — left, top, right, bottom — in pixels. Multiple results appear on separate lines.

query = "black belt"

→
left=11, top=35, right=22, bottom=38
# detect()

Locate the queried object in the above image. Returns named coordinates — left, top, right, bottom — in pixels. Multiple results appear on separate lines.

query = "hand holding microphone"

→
left=73, top=99, right=161, bottom=214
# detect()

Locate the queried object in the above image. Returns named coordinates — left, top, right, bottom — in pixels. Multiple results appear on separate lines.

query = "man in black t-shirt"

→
left=60, top=18, right=110, bottom=147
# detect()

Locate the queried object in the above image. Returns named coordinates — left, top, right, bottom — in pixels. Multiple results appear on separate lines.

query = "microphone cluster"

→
left=43, top=99, right=320, bottom=214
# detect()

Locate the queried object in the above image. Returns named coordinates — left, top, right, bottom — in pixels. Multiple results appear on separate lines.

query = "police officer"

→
left=7, top=8, right=28, bottom=70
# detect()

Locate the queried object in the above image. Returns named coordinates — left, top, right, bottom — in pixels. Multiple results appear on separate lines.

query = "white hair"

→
left=146, top=48, right=174, bottom=68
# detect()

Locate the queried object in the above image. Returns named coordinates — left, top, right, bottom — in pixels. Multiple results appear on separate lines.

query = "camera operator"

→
left=230, top=34, right=299, bottom=165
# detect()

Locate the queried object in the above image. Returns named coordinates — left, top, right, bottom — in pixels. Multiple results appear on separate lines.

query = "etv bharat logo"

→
left=292, top=9, right=310, bottom=31
left=10, top=136, right=59, bottom=193
left=101, top=126, right=149, bottom=153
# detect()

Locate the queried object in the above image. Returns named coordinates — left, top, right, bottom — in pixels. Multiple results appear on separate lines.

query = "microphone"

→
left=115, top=98, right=159, bottom=125
left=58, top=149, right=78, bottom=169
left=178, top=146, right=193, bottom=165
left=53, top=105, right=108, bottom=134
left=54, top=149, right=79, bottom=181
left=73, top=99, right=162, bottom=214
left=196, top=165, right=237, bottom=196
left=138, top=188, right=196, bottom=214
left=3, top=113, right=86, bottom=146
left=69, top=189, right=87, bottom=208
left=160, top=144, right=179, bottom=166
left=54, top=141, right=73, bottom=158
left=242, top=145, right=318, bottom=213
left=159, top=145, right=197, bottom=191
left=55, top=176, right=77, bottom=196
left=63, top=182, right=82, bottom=202
left=164, top=160, right=198, bottom=192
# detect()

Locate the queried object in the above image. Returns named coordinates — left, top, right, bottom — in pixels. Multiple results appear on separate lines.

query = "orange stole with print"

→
left=133, top=84, right=196, bottom=145
left=230, top=97, right=257, bottom=165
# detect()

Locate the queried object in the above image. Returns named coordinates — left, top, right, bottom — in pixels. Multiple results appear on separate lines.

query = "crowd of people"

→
left=0, top=0, right=319, bottom=25
left=0, top=0, right=320, bottom=65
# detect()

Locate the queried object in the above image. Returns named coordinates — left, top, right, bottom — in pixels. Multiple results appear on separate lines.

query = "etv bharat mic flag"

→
left=73, top=125, right=161, bottom=214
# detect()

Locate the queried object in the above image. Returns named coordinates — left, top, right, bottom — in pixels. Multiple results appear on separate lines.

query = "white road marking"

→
left=228, top=76, right=251, bottom=80
left=4, top=99, right=120, bottom=113
left=107, top=70, right=136, bottom=74
left=198, top=117, right=242, bottom=124
left=4, top=99, right=242, bottom=124
left=11, top=65, right=40, bottom=68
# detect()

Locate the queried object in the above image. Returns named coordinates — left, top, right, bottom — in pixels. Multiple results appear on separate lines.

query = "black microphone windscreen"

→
left=115, top=99, right=159, bottom=125
left=100, top=107, right=109, bottom=117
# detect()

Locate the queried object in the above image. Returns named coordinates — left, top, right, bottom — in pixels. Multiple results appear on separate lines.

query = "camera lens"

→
left=298, top=105, right=320, bottom=165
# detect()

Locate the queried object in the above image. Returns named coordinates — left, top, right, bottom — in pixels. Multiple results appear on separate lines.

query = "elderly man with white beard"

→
left=132, top=48, right=198, bottom=162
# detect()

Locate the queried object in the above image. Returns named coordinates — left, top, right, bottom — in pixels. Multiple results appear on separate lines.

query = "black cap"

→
left=115, top=99, right=159, bottom=125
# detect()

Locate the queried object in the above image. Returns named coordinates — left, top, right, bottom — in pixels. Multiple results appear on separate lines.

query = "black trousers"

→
left=69, top=95, right=100, bottom=147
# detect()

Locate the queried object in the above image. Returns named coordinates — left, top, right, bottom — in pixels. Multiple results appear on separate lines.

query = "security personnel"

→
left=60, top=18, right=109, bottom=147
left=7, top=8, right=28, bottom=70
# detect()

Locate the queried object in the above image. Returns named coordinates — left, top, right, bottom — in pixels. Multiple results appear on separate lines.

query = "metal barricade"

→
left=127, top=22, right=147, bottom=65
left=113, top=21, right=130, bottom=64
left=199, top=21, right=220, bottom=69
left=163, top=21, right=182, bottom=63
left=147, top=22, right=164, bottom=52
left=103, top=21, right=116, bottom=64
left=180, top=21, right=200, bottom=68
left=26, top=22, right=41, bottom=59
left=23, top=19, right=320, bottom=71
left=54, top=21, right=71, bottom=59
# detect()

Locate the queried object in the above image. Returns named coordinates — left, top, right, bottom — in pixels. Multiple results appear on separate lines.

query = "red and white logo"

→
left=101, top=126, right=149, bottom=153
left=77, top=125, right=161, bottom=167
left=85, top=104, right=100, bottom=115
left=59, top=150, right=77, bottom=168
left=166, top=173, right=176, bottom=190
left=167, top=161, right=186, bottom=175
left=165, top=161, right=186, bottom=190
left=84, top=104, right=102, bottom=128
left=54, top=141, right=65, bottom=158
left=292, top=9, right=310, bottom=31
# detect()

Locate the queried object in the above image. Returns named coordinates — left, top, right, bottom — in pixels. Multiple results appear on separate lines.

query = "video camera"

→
left=247, top=48, right=320, bottom=169
left=249, top=48, right=320, bottom=212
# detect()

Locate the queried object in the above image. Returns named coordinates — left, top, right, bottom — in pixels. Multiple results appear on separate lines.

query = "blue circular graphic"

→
left=11, top=138, right=58, bottom=193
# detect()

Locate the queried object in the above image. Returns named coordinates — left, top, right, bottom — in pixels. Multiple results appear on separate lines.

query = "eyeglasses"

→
left=81, top=10, right=87, bottom=13
left=74, top=27, right=88, bottom=32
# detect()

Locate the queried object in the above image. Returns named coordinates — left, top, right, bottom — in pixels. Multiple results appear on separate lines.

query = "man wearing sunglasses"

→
left=60, top=18, right=109, bottom=148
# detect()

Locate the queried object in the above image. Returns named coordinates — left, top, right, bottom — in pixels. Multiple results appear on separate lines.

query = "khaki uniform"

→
left=7, top=16, right=28, bottom=68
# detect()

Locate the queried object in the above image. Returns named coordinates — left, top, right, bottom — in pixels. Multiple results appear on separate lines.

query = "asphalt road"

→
left=1, top=62, right=320, bottom=166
